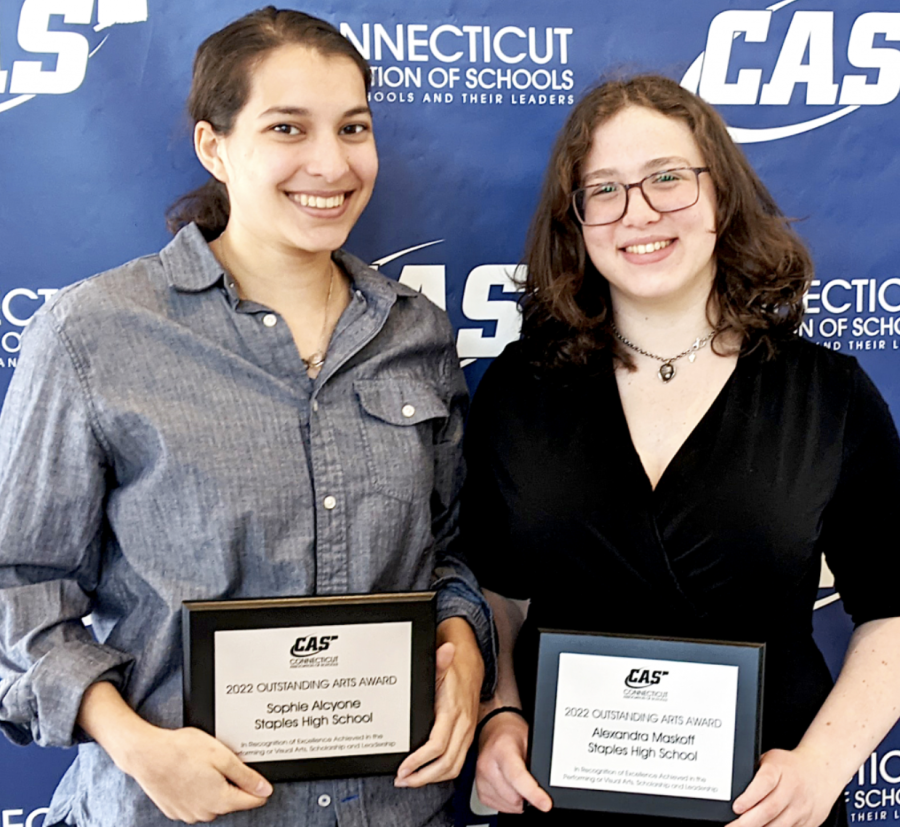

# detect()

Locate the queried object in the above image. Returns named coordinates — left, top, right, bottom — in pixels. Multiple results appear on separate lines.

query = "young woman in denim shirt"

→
left=0, top=8, right=493, bottom=826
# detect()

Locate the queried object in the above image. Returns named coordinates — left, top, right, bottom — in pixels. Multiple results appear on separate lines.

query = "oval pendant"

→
left=658, top=362, right=675, bottom=382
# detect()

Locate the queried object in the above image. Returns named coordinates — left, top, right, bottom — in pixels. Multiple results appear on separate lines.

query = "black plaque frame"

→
left=531, top=630, right=764, bottom=821
left=183, top=591, right=436, bottom=782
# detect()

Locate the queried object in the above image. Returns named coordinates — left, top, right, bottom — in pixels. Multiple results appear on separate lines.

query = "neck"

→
left=613, top=307, right=717, bottom=358
left=211, top=221, right=336, bottom=311
left=611, top=294, right=718, bottom=358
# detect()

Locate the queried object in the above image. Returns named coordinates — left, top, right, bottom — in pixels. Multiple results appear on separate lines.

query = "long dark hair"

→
left=519, top=74, right=813, bottom=372
left=166, top=7, right=371, bottom=237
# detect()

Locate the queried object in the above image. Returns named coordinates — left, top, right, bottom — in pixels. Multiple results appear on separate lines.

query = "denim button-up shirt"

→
left=0, top=224, right=495, bottom=827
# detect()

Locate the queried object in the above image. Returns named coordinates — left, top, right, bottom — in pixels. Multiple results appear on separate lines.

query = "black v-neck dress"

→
left=460, top=337, right=900, bottom=827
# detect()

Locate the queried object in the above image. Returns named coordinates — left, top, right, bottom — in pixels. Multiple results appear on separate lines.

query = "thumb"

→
left=436, top=641, right=456, bottom=677
left=217, top=752, right=273, bottom=799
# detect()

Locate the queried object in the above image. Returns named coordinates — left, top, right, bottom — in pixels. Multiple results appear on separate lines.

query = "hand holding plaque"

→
left=183, top=592, right=436, bottom=782
left=395, top=623, right=484, bottom=787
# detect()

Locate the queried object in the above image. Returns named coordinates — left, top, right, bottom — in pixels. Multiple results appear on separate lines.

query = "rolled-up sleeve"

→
left=0, top=309, right=132, bottom=747
left=429, top=325, right=497, bottom=698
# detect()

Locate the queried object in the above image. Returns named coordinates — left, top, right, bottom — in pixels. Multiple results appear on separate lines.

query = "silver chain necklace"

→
left=216, top=239, right=337, bottom=379
left=301, top=261, right=336, bottom=378
left=611, top=323, right=716, bottom=383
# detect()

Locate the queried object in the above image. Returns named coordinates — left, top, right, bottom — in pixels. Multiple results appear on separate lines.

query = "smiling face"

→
left=579, top=105, right=717, bottom=312
left=198, top=44, right=377, bottom=257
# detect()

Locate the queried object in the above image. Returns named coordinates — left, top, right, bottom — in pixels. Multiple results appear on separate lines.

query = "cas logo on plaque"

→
left=624, top=668, right=669, bottom=691
left=290, top=635, right=340, bottom=665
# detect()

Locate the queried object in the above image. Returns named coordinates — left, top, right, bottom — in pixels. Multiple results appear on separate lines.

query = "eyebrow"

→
left=582, top=156, right=694, bottom=184
left=257, top=105, right=372, bottom=119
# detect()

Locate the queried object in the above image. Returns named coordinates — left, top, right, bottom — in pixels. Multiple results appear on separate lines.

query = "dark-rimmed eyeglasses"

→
left=572, top=167, right=710, bottom=227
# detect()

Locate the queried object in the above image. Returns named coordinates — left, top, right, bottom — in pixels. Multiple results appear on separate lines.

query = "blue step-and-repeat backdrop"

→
left=1, top=0, right=899, bottom=824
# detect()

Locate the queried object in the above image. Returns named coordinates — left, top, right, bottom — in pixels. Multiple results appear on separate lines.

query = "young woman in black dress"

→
left=463, top=75, right=900, bottom=827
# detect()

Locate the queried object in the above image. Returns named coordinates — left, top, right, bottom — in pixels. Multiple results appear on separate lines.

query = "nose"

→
left=621, top=184, right=661, bottom=226
left=305, top=132, right=350, bottom=182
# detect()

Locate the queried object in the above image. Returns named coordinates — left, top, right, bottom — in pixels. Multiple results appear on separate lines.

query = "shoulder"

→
left=473, top=341, right=529, bottom=392
left=29, top=225, right=222, bottom=353
left=23, top=251, right=168, bottom=353
left=753, top=337, right=893, bottom=436
left=336, top=247, right=456, bottom=341
left=770, top=336, right=855, bottom=370
left=474, top=339, right=598, bottom=400
left=46, top=253, right=164, bottom=315
left=336, top=248, right=431, bottom=304
left=468, top=341, right=547, bottom=428
left=758, top=336, right=863, bottom=393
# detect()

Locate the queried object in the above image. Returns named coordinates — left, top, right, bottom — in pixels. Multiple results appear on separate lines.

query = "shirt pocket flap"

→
left=354, top=379, right=449, bottom=426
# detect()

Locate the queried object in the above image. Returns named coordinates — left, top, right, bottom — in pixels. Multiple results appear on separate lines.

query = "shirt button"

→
left=317, top=794, right=331, bottom=807
left=323, top=495, right=337, bottom=510
left=262, top=313, right=278, bottom=327
left=312, top=399, right=319, bottom=412
left=401, top=404, right=416, bottom=418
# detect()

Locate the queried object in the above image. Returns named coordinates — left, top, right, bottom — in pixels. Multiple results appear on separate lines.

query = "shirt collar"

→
left=333, top=247, right=420, bottom=308
left=159, top=222, right=420, bottom=306
left=159, top=223, right=226, bottom=292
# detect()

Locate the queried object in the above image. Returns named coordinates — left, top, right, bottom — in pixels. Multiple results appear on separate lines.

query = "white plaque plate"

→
left=214, top=621, right=412, bottom=763
left=549, top=653, right=738, bottom=800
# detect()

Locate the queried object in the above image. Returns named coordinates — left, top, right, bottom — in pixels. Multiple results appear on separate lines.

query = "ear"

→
left=194, top=121, right=229, bottom=184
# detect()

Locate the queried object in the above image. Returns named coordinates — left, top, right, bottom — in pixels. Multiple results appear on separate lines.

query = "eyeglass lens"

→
left=575, top=169, right=700, bottom=226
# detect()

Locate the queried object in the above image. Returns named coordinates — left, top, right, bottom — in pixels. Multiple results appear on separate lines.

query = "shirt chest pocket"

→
left=354, top=379, right=450, bottom=502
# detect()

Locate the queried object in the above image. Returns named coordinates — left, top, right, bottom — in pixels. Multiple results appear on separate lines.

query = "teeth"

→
left=625, top=240, right=672, bottom=255
left=295, top=193, right=345, bottom=209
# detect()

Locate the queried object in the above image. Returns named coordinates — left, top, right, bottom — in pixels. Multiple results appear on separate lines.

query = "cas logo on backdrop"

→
left=371, top=240, right=523, bottom=366
left=0, top=0, right=148, bottom=115
left=681, top=0, right=900, bottom=143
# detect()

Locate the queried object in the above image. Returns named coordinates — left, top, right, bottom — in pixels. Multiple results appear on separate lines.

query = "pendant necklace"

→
left=300, top=260, right=336, bottom=379
left=611, top=323, right=716, bottom=383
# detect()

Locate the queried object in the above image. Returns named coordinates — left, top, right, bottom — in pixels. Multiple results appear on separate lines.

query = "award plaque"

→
left=530, top=630, right=764, bottom=821
left=182, top=591, right=435, bottom=782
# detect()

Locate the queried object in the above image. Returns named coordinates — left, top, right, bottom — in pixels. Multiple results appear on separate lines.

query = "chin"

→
left=288, top=227, right=353, bottom=255
left=614, top=279, right=697, bottom=306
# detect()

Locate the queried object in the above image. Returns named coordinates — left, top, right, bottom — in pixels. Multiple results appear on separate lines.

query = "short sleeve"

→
left=820, top=361, right=900, bottom=626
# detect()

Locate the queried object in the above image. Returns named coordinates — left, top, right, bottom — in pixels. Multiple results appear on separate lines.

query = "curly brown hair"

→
left=167, top=7, right=371, bottom=237
left=519, top=74, right=813, bottom=372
